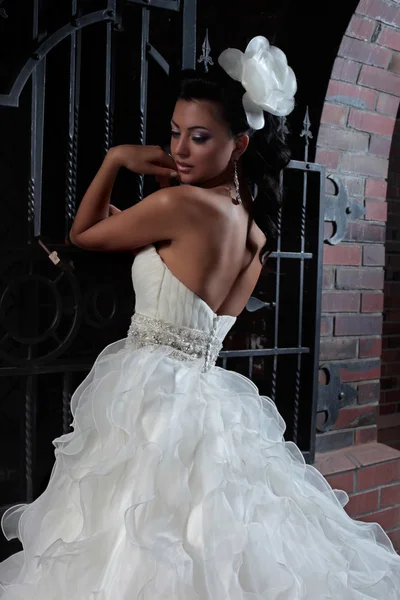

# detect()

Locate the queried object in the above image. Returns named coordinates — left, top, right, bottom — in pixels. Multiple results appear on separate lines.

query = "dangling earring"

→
left=232, top=159, right=242, bottom=205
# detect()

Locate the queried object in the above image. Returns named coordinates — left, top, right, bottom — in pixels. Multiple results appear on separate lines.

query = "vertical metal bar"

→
left=248, top=355, right=253, bottom=379
left=62, top=372, right=72, bottom=434
left=30, top=0, right=46, bottom=239
left=271, top=172, right=283, bottom=403
left=292, top=168, right=308, bottom=444
left=65, top=1, right=82, bottom=235
left=309, top=167, right=325, bottom=463
left=25, top=375, right=36, bottom=502
left=138, top=6, right=150, bottom=199
left=104, top=1, right=117, bottom=154
left=182, top=0, right=197, bottom=70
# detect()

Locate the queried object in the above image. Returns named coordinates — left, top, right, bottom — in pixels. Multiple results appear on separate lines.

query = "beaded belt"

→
left=125, top=312, right=222, bottom=372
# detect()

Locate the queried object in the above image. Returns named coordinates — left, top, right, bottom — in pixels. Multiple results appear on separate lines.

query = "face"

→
left=170, top=99, right=240, bottom=185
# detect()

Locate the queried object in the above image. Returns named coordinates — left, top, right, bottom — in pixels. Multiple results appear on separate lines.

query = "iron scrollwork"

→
left=324, top=174, right=366, bottom=246
left=317, top=362, right=357, bottom=432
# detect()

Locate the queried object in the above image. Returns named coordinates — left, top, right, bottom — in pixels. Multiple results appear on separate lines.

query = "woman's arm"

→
left=69, top=145, right=177, bottom=245
left=69, top=150, right=120, bottom=244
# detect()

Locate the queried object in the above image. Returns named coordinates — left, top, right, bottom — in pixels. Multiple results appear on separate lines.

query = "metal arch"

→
left=0, top=9, right=119, bottom=108
left=126, top=0, right=181, bottom=11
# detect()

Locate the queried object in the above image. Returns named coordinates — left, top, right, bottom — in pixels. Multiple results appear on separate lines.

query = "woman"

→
left=0, top=36, right=399, bottom=599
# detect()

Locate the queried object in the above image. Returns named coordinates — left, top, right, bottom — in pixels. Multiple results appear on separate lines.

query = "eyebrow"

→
left=171, top=119, right=211, bottom=132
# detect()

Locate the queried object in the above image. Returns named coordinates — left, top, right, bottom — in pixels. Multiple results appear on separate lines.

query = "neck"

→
left=196, top=164, right=235, bottom=189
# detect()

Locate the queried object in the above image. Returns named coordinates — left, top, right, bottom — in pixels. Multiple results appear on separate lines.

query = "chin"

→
left=177, top=172, right=199, bottom=185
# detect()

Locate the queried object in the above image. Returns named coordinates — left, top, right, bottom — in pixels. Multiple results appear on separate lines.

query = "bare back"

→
left=154, top=186, right=267, bottom=317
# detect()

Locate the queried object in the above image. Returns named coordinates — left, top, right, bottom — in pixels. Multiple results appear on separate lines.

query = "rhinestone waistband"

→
left=125, top=312, right=222, bottom=372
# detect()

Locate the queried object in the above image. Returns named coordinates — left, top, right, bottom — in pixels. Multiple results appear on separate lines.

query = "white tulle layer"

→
left=1, top=338, right=400, bottom=599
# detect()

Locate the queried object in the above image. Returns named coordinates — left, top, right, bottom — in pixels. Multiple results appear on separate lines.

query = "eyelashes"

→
left=170, top=130, right=210, bottom=144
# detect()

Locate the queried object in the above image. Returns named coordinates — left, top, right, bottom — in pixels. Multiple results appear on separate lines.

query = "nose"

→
left=175, top=134, right=190, bottom=158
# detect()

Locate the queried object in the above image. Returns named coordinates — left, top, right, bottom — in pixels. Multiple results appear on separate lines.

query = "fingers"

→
left=154, top=146, right=177, bottom=171
left=152, top=166, right=178, bottom=179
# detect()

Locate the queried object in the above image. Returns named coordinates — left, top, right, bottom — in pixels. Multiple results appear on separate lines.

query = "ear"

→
left=231, top=134, right=249, bottom=161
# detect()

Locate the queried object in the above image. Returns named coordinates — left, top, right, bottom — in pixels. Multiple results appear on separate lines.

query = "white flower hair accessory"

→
left=218, top=36, right=297, bottom=130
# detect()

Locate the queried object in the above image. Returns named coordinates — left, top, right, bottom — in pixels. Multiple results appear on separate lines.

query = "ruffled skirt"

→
left=0, top=338, right=400, bottom=599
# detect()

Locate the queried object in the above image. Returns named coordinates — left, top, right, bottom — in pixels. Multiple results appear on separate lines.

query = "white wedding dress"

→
left=1, top=243, right=400, bottom=599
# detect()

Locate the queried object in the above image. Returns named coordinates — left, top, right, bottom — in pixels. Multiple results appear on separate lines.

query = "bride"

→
left=0, top=36, right=399, bottom=599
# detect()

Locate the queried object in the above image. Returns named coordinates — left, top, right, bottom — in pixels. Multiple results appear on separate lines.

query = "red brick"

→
left=322, top=291, right=360, bottom=312
left=326, top=471, right=355, bottom=493
left=321, top=103, right=349, bottom=126
left=357, top=459, right=400, bottom=490
left=324, top=244, right=362, bottom=265
left=381, top=482, right=400, bottom=507
left=365, top=200, right=388, bottom=221
left=355, top=426, right=378, bottom=444
left=376, top=92, right=400, bottom=117
left=359, top=64, right=400, bottom=96
left=348, top=14, right=375, bottom=41
left=387, top=254, right=400, bottom=269
left=362, top=244, right=385, bottom=266
left=365, top=178, right=388, bottom=199
left=320, top=337, right=358, bottom=360
left=349, top=441, right=400, bottom=466
left=323, top=266, right=335, bottom=289
left=378, top=425, right=400, bottom=444
left=383, top=321, right=400, bottom=335
left=315, top=148, right=340, bottom=170
left=389, top=51, right=400, bottom=74
left=359, top=381, right=380, bottom=404
left=382, top=390, right=400, bottom=404
left=326, top=80, right=377, bottom=110
left=339, top=35, right=392, bottom=68
left=336, top=267, right=384, bottom=290
left=369, top=134, right=392, bottom=158
left=331, top=57, right=361, bottom=83
left=379, top=403, right=398, bottom=415
left=361, top=292, right=385, bottom=312
left=318, top=125, right=369, bottom=152
left=341, top=154, right=388, bottom=178
left=356, top=0, right=400, bottom=26
left=388, top=528, right=400, bottom=551
left=382, top=348, right=400, bottom=363
left=361, top=505, right=400, bottom=530
left=382, top=360, right=400, bottom=374
left=378, top=26, right=400, bottom=52
left=321, top=316, right=333, bottom=336
left=315, top=448, right=357, bottom=476
left=335, top=314, right=382, bottom=335
left=339, top=359, right=381, bottom=382
left=333, top=404, right=377, bottom=430
left=386, top=309, right=400, bottom=321
left=348, top=109, right=395, bottom=136
left=345, top=222, right=385, bottom=242
left=359, top=337, right=382, bottom=358
left=346, top=489, right=379, bottom=517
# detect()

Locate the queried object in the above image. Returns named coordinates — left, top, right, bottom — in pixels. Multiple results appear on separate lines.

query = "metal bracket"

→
left=37, top=238, right=75, bottom=272
left=317, top=362, right=357, bottom=432
left=324, top=174, right=366, bottom=246
left=245, top=296, right=276, bottom=312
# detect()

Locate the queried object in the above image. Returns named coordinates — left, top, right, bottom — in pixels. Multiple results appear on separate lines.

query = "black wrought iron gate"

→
left=0, top=0, right=326, bottom=560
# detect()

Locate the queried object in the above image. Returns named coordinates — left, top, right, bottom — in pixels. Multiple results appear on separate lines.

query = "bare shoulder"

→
left=160, top=185, right=224, bottom=222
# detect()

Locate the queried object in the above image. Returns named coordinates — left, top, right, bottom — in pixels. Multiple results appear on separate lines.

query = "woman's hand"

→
left=109, top=145, right=178, bottom=179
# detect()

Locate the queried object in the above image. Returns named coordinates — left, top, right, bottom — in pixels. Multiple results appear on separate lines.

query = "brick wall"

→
left=380, top=116, right=400, bottom=449
left=315, top=0, right=400, bottom=452
left=315, top=442, right=400, bottom=551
